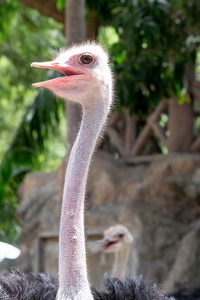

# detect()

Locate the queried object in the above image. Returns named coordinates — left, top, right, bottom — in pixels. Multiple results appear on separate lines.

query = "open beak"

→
left=31, top=61, right=85, bottom=88
left=97, top=237, right=118, bottom=251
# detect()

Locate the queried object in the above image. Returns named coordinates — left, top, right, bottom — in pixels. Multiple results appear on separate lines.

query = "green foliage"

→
left=0, top=70, right=65, bottom=245
left=0, top=1, right=66, bottom=244
left=9, top=74, right=63, bottom=156
left=0, top=0, right=18, bottom=41
left=0, top=1, right=65, bottom=154
left=99, top=0, right=200, bottom=115
left=56, top=0, right=66, bottom=10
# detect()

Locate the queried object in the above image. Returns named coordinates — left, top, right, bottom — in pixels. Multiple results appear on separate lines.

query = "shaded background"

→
left=0, top=0, right=200, bottom=292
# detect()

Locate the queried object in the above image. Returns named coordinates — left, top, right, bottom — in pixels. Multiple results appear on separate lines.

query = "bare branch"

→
left=107, top=127, right=126, bottom=156
left=109, top=112, right=121, bottom=126
left=125, top=112, right=137, bottom=153
left=149, top=122, right=167, bottom=146
left=130, top=125, right=152, bottom=155
left=130, top=99, right=168, bottom=155
left=123, top=154, right=164, bottom=165
left=148, top=99, right=168, bottom=122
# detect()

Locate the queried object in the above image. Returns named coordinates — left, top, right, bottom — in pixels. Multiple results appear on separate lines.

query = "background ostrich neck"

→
left=59, top=98, right=110, bottom=296
left=112, top=246, right=130, bottom=280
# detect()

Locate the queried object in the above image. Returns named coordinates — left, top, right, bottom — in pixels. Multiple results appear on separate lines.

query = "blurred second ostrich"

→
left=98, top=224, right=133, bottom=280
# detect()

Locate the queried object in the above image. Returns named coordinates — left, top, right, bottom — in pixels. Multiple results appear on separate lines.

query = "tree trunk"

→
left=86, top=9, right=100, bottom=40
left=65, top=0, right=86, bottom=154
left=167, top=97, right=193, bottom=152
left=168, top=64, right=195, bottom=153
left=58, top=1, right=100, bottom=192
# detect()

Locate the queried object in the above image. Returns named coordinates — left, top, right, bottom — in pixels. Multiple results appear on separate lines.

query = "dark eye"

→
left=118, top=234, right=124, bottom=238
left=79, top=53, right=94, bottom=65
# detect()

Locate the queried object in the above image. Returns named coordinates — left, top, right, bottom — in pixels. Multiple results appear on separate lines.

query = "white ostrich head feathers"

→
left=99, top=224, right=133, bottom=253
left=31, top=42, right=113, bottom=111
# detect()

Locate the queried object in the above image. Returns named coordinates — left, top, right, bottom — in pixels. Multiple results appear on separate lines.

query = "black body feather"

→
left=0, top=269, right=58, bottom=300
left=92, top=275, right=174, bottom=300
left=0, top=270, right=174, bottom=300
left=171, top=288, right=200, bottom=300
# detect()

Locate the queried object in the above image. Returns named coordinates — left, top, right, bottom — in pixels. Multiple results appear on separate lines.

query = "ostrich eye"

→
left=118, top=234, right=124, bottom=238
left=79, top=53, right=94, bottom=65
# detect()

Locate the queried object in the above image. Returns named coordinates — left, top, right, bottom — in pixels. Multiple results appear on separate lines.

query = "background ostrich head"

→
left=98, top=224, right=133, bottom=253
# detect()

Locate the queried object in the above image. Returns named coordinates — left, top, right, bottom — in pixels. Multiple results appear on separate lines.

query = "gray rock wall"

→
left=3, top=151, right=200, bottom=292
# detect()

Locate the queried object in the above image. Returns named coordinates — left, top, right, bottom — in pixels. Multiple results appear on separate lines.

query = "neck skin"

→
left=112, top=246, right=130, bottom=280
left=57, top=96, right=110, bottom=299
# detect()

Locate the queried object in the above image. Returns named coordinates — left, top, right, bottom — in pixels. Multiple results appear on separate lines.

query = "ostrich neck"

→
left=112, top=246, right=130, bottom=280
left=58, top=98, right=110, bottom=299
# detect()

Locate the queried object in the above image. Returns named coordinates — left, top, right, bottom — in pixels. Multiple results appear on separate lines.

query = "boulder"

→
left=164, top=220, right=200, bottom=291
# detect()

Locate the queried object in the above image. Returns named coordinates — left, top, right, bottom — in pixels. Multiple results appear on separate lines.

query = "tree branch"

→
left=107, top=127, right=125, bottom=156
left=130, top=99, right=168, bottom=155
left=149, top=122, right=167, bottom=146
left=125, top=112, right=137, bottom=154
left=108, top=112, right=121, bottom=126
left=123, top=154, right=164, bottom=165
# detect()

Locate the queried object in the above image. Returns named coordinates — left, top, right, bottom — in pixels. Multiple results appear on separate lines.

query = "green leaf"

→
left=56, top=0, right=66, bottom=10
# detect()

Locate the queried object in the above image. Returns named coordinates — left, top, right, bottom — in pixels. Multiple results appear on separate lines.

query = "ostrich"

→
left=0, top=42, right=174, bottom=300
left=98, top=224, right=133, bottom=280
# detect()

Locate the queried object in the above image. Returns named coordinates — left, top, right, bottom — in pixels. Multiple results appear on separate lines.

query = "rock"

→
left=144, top=153, right=200, bottom=182
left=16, top=171, right=60, bottom=273
left=0, top=258, right=16, bottom=274
left=130, top=174, right=200, bottom=285
left=164, top=220, right=200, bottom=291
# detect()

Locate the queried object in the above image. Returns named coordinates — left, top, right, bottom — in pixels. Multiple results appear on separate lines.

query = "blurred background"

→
left=0, top=0, right=200, bottom=292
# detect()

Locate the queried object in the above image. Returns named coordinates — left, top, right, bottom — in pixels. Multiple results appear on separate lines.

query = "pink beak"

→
left=31, top=61, right=85, bottom=88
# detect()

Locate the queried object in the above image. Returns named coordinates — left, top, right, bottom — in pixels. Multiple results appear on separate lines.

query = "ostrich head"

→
left=31, top=43, right=113, bottom=111
left=99, top=224, right=133, bottom=253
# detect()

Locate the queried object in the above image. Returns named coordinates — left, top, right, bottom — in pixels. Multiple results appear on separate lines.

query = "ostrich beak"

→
left=31, top=60, right=85, bottom=88
left=97, top=237, right=118, bottom=251
left=97, top=238, right=111, bottom=244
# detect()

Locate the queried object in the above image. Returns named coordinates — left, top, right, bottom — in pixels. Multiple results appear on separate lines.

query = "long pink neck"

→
left=58, top=99, right=110, bottom=298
